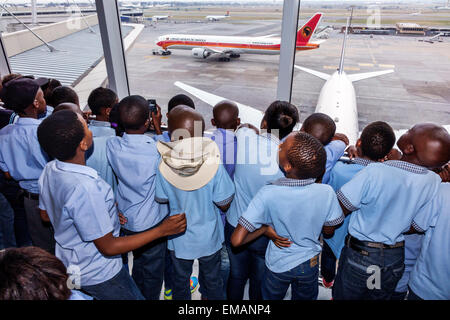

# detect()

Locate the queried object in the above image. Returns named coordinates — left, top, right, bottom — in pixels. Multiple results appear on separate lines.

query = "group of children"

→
left=0, top=74, right=449, bottom=300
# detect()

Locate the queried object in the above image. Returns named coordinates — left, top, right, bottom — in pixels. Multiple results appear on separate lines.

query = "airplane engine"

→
left=191, top=48, right=211, bottom=59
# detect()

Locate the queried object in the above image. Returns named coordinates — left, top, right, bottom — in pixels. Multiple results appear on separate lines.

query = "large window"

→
left=291, top=2, right=450, bottom=143
left=125, top=1, right=284, bottom=129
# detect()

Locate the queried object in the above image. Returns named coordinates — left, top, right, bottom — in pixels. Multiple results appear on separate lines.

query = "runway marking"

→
left=365, top=41, right=378, bottom=65
left=378, top=64, right=395, bottom=68
left=323, top=65, right=338, bottom=70
left=359, top=63, right=375, bottom=67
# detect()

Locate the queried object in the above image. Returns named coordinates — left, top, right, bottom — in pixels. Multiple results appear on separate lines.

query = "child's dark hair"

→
left=302, top=113, right=336, bottom=145
left=37, top=110, right=85, bottom=161
left=50, top=86, right=79, bottom=107
left=87, top=87, right=118, bottom=116
left=360, top=121, right=395, bottom=161
left=168, top=94, right=195, bottom=113
left=287, top=132, right=326, bottom=179
left=0, top=247, right=71, bottom=300
left=118, top=95, right=149, bottom=130
left=264, top=101, right=299, bottom=140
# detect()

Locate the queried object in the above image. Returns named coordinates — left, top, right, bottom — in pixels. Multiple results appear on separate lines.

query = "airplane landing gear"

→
left=230, top=53, right=241, bottom=58
left=219, top=57, right=231, bottom=62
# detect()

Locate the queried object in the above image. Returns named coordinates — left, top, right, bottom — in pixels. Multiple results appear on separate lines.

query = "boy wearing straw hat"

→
left=155, top=106, right=235, bottom=300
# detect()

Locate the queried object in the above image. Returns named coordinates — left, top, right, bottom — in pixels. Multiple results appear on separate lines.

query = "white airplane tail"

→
left=295, top=65, right=394, bottom=83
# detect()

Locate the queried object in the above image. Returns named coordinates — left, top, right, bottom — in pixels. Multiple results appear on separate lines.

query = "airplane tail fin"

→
left=294, top=65, right=330, bottom=81
left=296, top=13, right=323, bottom=45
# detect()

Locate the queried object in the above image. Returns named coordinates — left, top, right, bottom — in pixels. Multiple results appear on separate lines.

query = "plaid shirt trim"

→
left=383, top=160, right=427, bottom=175
left=238, top=216, right=257, bottom=233
left=269, top=178, right=316, bottom=187
left=412, top=220, right=425, bottom=233
left=155, top=196, right=169, bottom=204
left=336, top=190, right=359, bottom=212
left=214, top=194, right=234, bottom=207
left=351, top=158, right=374, bottom=167
left=324, top=214, right=345, bottom=227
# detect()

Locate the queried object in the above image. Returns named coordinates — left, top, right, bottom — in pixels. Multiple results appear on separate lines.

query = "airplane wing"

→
left=174, top=81, right=265, bottom=128
left=347, top=69, right=394, bottom=82
left=295, top=65, right=331, bottom=81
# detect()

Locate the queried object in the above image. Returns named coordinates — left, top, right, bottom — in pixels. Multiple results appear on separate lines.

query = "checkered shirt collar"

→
left=269, top=177, right=316, bottom=187
left=383, top=160, right=428, bottom=175
left=260, top=132, right=281, bottom=145
left=351, top=157, right=374, bottom=167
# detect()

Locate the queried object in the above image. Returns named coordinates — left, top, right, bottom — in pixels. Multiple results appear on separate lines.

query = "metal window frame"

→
left=95, top=0, right=130, bottom=99
left=0, top=33, right=11, bottom=77
left=276, top=0, right=301, bottom=102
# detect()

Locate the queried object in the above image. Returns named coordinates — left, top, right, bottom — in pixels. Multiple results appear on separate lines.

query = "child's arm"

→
left=94, top=213, right=186, bottom=256
left=264, top=225, right=292, bottom=248
left=39, top=209, right=50, bottom=223
left=3, top=171, right=12, bottom=180
left=231, top=224, right=268, bottom=247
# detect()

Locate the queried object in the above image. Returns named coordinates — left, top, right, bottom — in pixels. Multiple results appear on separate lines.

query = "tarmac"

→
left=126, top=19, right=450, bottom=133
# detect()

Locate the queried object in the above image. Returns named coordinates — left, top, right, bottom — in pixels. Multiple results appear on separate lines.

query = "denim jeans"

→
left=321, top=241, right=337, bottom=283
left=407, top=287, right=423, bottom=300
left=0, top=177, right=31, bottom=247
left=23, top=197, right=55, bottom=254
left=225, top=220, right=268, bottom=300
left=163, top=247, right=174, bottom=291
left=81, top=265, right=145, bottom=300
left=262, top=255, right=320, bottom=300
left=170, top=249, right=224, bottom=300
left=0, top=192, right=16, bottom=249
left=199, top=243, right=230, bottom=299
left=333, top=240, right=405, bottom=300
left=121, top=227, right=167, bottom=300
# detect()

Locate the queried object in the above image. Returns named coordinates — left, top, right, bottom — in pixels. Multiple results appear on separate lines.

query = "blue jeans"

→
left=333, top=239, right=405, bottom=300
left=321, top=241, right=336, bottom=283
left=0, top=192, right=16, bottom=249
left=163, top=248, right=174, bottom=291
left=225, top=220, right=268, bottom=300
left=262, top=255, right=320, bottom=300
left=0, top=177, right=31, bottom=247
left=407, top=286, right=423, bottom=300
left=122, top=227, right=167, bottom=300
left=81, top=265, right=145, bottom=300
left=199, top=243, right=230, bottom=299
left=170, top=249, right=224, bottom=300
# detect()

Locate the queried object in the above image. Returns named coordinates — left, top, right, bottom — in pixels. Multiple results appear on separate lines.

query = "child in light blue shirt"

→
left=334, top=123, right=450, bottom=300
left=321, top=121, right=396, bottom=288
left=232, top=132, right=344, bottom=300
left=37, top=110, right=186, bottom=300
left=155, top=106, right=235, bottom=300
left=106, top=95, right=169, bottom=300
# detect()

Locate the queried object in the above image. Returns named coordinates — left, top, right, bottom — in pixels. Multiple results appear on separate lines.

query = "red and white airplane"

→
left=154, top=13, right=324, bottom=60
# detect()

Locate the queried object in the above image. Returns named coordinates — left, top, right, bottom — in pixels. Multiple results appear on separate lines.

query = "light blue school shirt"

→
left=409, top=183, right=450, bottom=299
left=155, top=164, right=235, bottom=260
left=337, top=160, right=441, bottom=245
left=0, top=117, right=48, bottom=194
left=210, top=128, right=237, bottom=179
left=88, top=120, right=115, bottom=137
left=37, top=105, right=54, bottom=120
left=239, top=178, right=344, bottom=273
left=325, top=158, right=370, bottom=258
left=86, top=120, right=117, bottom=192
left=153, top=131, right=171, bottom=143
left=322, top=140, right=347, bottom=184
left=106, top=133, right=168, bottom=232
left=395, top=233, right=424, bottom=293
left=226, top=127, right=284, bottom=228
left=38, top=160, right=122, bottom=286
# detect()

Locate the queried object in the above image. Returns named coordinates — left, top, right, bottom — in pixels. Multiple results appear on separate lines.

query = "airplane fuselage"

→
left=315, top=71, right=359, bottom=144
left=156, top=34, right=319, bottom=55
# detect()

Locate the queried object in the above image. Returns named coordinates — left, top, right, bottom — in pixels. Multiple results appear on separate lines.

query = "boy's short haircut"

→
left=360, top=121, right=396, bottom=161
left=118, top=95, right=149, bottom=131
left=37, top=110, right=85, bottom=161
left=264, top=101, right=299, bottom=140
left=302, top=113, right=336, bottom=145
left=168, top=94, right=195, bottom=113
left=87, top=87, right=118, bottom=116
left=0, top=246, right=71, bottom=300
left=0, top=78, right=40, bottom=113
left=287, top=132, right=327, bottom=179
left=50, top=86, right=79, bottom=107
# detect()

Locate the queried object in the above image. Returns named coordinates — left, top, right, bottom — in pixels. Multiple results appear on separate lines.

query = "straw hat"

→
left=157, top=137, right=221, bottom=191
